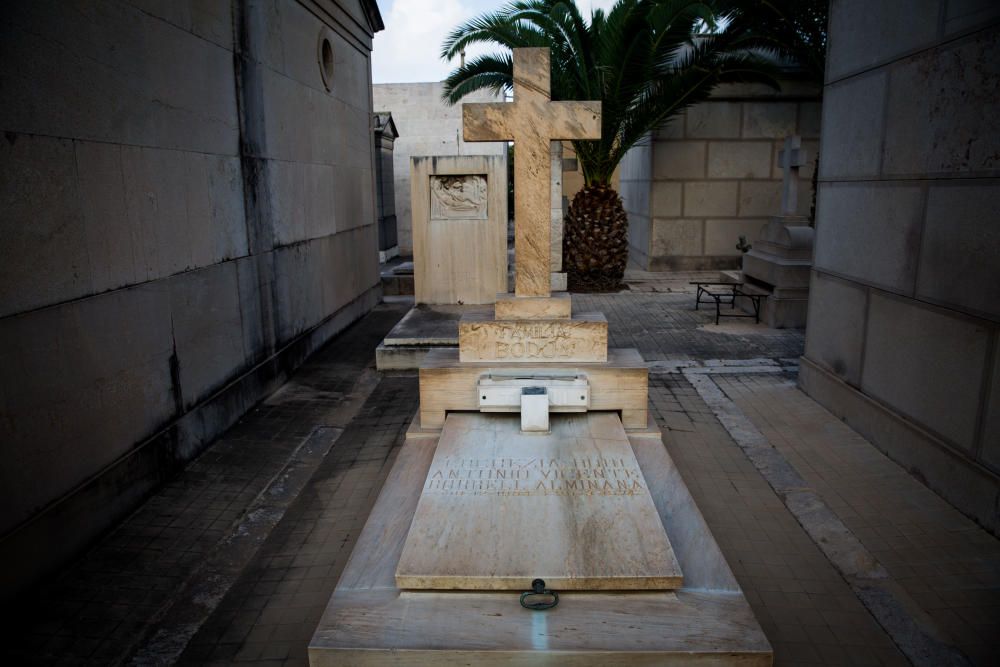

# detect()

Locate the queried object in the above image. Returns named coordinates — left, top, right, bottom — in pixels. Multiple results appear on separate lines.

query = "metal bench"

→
left=690, top=282, right=768, bottom=325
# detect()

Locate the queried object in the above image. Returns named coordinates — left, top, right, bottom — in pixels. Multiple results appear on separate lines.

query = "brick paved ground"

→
left=4, top=285, right=998, bottom=666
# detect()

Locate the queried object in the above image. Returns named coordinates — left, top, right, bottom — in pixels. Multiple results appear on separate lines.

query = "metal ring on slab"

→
left=520, top=578, right=559, bottom=610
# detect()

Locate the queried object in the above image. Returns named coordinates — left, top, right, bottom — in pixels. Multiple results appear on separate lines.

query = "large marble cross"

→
left=463, top=48, right=601, bottom=297
left=778, top=135, right=809, bottom=216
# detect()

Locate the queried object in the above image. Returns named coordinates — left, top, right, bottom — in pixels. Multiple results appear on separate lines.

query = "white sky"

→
left=372, top=0, right=618, bottom=83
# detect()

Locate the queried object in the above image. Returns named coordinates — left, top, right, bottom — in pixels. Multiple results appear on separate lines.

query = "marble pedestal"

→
left=308, top=412, right=772, bottom=665
left=741, top=216, right=815, bottom=329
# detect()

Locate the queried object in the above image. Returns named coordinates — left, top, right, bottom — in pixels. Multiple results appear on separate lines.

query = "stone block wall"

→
left=800, top=1, right=1000, bottom=534
left=0, top=0, right=383, bottom=598
left=373, top=82, right=506, bottom=257
left=622, top=81, right=822, bottom=270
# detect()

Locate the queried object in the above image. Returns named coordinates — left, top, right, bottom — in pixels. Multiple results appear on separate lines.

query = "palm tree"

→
left=441, top=0, right=783, bottom=291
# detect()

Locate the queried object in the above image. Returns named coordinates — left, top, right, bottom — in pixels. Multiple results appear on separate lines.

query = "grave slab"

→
left=309, top=415, right=771, bottom=665
left=395, top=412, right=682, bottom=591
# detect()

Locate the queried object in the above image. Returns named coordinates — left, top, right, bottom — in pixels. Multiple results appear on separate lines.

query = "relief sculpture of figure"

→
left=430, top=175, right=488, bottom=219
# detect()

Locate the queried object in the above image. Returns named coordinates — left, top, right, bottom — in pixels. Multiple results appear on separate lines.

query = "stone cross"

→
left=463, top=48, right=601, bottom=297
left=778, top=135, right=809, bottom=216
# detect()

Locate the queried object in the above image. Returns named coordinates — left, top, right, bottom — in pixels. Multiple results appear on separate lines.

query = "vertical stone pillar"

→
left=550, top=142, right=567, bottom=291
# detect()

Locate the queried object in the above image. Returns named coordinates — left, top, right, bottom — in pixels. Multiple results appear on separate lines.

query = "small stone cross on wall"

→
left=778, top=135, right=809, bottom=216
left=462, top=48, right=601, bottom=297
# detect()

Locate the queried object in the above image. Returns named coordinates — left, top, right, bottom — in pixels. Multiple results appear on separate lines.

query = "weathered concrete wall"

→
left=0, top=0, right=382, bottom=598
left=622, top=81, right=822, bottom=270
left=800, top=1, right=1000, bottom=535
left=373, top=82, right=506, bottom=256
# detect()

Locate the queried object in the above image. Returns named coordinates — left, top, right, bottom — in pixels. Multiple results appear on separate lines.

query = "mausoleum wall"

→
left=621, top=81, right=822, bottom=270
left=0, top=0, right=383, bottom=598
left=800, top=2, right=1000, bottom=535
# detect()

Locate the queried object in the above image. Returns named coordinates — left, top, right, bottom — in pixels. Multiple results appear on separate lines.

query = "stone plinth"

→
left=495, top=292, right=572, bottom=320
left=395, top=413, right=682, bottom=591
left=412, top=155, right=508, bottom=305
left=741, top=216, right=815, bottom=328
left=418, top=348, right=648, bottom=430
left=458, top=312, right=608, bottom=363
left=308, top=415, right=772, bottom=665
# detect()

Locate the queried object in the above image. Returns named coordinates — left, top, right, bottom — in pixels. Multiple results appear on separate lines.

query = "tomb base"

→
left=308, top=412, right=772, bottom=665
left=375, top=304, right=490, bottom=371
left=458, top=312, right=609, bottom=363
left=418, top=347, right=648, bottom=430
left=739, top=217, right=815, bottom=329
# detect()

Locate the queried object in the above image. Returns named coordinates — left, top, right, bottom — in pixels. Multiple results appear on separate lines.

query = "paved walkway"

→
left=3, top=283, right=998, bottom=666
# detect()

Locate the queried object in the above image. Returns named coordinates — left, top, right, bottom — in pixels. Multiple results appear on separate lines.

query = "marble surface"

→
left=308, top=415, right=771, bottom=665
left=394, top=413, right=682, bottom=590
left=458, top=312, right=608, bottom=363
left=463, top=48, right=600, bottom=298
left=495, top=292, right=573, bottom=320
left=411, top=155, right=508, bottom=305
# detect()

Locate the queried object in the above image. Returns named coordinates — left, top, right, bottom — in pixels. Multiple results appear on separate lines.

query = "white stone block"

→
left=813, top=183, right=923, bottom=292
left=685, top=102, right=741, bottom=138
left=882, top=29, right=1000, bottom=177
left=917, top=183, right=1000, bottom=320
left=818, top=73, right=886, bottom=179
left=803, top=271, right=867, bottom=386
left=652, top=218, right=703, bottom=256
left=683, top=182, right=739, bottom=217
left=981, top=355, right=1000, bottom=470
left=652, top=141, right=705, bottom=179
left=741, top=102, right=796, bottom=139
left=827, top=0, right=941, bottom=80
left=862, top=292, right=989, bottom=452
left=944, top=0, right=1000, bottom=35
left=704, top=219, right=763, bottom=256
left=520, top=388, right=550, bottom=433
left=738, top=181, right=781, bottom=217
left=651, top=181, right=682, bottom=217
left=168, top=262, right=246, bottom=408
left=707, top=142, right=772, bottom=179
left=798, top=102, right=823, bottom=139
left=0, top=134, right=88, bottom=318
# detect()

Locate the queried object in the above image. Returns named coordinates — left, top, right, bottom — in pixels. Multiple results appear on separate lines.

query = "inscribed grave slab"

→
left=395, top=412, right=682, bottom=590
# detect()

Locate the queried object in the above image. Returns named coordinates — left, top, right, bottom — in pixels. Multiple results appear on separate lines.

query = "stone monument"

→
left=412, top=154, right=508, bottom=304
left=741, top=135, right=816, bottom=328
left=310, top=48, right=771, bottom=665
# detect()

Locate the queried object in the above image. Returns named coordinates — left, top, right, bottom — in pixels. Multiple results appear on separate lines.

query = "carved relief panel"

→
left=430, top=175, right=488, bottom=220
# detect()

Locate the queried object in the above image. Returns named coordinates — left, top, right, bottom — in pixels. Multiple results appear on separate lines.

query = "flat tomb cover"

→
left=395, top=412, right=682, bottom=590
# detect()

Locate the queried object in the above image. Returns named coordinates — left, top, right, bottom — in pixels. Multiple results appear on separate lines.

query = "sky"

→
left=372, top=0, right=618, bottom=83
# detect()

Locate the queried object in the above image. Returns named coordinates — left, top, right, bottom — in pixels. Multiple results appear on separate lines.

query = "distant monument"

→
left=311, top=48, right=771, bottom=665
left=741, top=135, right=816, bottom=328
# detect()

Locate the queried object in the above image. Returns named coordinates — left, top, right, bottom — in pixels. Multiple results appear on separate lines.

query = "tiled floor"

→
left=3, top=288, right=998, bottom=666
left=715, top=374, right=1000, bottom=666
left=649, top=374, right=910, bottom=666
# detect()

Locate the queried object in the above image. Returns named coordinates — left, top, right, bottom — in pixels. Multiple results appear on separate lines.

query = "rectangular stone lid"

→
left=395, top=412, right=683, bottom=590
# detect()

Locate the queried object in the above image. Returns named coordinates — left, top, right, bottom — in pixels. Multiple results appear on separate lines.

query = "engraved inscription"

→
left=463, top=321, right=605, bottom=360
left=424, top=456, right=646, bottom=497
left=430, top=175, right=488, bottom=220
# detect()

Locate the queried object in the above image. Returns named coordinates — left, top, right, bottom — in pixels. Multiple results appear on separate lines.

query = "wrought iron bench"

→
left=689, top=282, right=768, bottom=325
